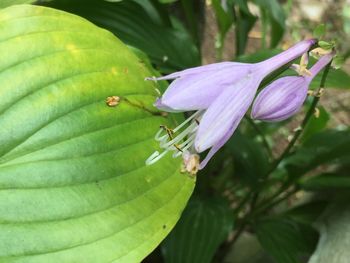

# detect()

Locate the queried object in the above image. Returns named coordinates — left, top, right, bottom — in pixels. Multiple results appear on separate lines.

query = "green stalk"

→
left=228, top=59, right=333, bottom=248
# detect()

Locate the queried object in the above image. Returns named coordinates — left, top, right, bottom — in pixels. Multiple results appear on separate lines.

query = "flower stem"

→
left=228, top=59, right=332, bottom=249
left=271, top=59, right=332, bottom=171
left=253, top=59, right=333, bottom=208
left=245, top=117, right=273, bottom=159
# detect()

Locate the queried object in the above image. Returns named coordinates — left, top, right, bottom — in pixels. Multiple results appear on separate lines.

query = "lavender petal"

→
left=195, top=73, right=262, bottom=152
left=156, top=64, right=251, bottom=111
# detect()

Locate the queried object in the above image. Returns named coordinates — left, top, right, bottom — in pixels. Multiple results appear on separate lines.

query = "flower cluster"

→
left=145, top=39, right=334, bottom=172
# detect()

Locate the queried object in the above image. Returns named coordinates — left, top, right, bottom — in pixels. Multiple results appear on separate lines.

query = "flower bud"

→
left=251, top=76, right=308, bottom=122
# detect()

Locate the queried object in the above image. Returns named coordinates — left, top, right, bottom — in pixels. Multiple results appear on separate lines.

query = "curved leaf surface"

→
left=41, top=0, right=201, bottom=73
left=0, top=5, right=195, bottom=262
left=161, top=197, right=233, bottom=263
left=0, top=0, right=35, bottom=8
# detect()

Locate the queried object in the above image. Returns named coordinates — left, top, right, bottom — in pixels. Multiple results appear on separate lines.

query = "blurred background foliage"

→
left=18, top=0, right=350, bottom=262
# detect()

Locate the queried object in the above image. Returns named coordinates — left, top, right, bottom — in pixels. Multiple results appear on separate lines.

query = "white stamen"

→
left=173, top=110, right=202, bottom=133
left=145, top=150, right=169, bottom=165
left=161, top=122, right=197, bottom=149
left=145, top=111, right=203, bottom=166
left=155, top=128, right=167, bottom=141
left=145, top=76, right=157, bottom=81
left=172, top=133, right=196, bottom=158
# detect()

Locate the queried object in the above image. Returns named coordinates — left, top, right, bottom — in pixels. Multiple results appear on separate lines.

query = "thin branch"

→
left=227, top=60, right=333, bottom=249
left=245, top=116, right=273, bottom=159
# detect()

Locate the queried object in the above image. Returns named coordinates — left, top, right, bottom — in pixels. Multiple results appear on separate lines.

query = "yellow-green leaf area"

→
left=0, top=5, right=195, bottom=263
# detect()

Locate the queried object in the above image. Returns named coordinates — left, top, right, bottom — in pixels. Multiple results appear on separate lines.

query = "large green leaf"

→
left=41, top=0, right=201, bottom=73
left=0, top=4, right=195, bottom=262
left=256, top=218, right=318, bottom=263
left=161, top=197, right=233, bottom=263
left=0, top=0, right=33, bottom=8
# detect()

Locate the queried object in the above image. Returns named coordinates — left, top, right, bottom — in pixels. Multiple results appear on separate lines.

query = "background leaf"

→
left=308, top=202, right=350, bottom=263
left=161, top=197, right=233, bottom=263
left=254, top=0, right=286, bottom=47
left=256, top=218, right=318, bottom=263
left=301, top=106, right=330, bottom=142
left=0, top=5, right=195, bottom=262
left=211, top=0, right=234, bottom=59
left=225, top=131, right=269, bottom=188
left=234, top=0, right=257, bottom=56
left=0, top=0, right=36, bottom=8
left=42, top=0, right=200, bottom=73
left=300, top=172, right=350, bottom=191
left=284, top=130, right=350, bottom=177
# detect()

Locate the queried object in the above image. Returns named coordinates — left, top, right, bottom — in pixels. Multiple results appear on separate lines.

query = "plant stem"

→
left=245, top=117, right=273, bottom=159
left=255, top=60, right=332, bottom=205
left=229, top=60, right=332, bottom=249
left=276, top=61, right=332, bottom=166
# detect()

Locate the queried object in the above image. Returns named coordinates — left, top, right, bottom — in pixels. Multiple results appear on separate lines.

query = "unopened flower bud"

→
left=251, top=77, right=308, bottom=122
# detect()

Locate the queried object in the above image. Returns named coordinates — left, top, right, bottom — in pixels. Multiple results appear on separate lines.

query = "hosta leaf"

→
left=225, top=131, right=269, bottom=188
left=0, top=4, right=195, bottom=263
left=256, top=218, right=318, bottom=263
left=41, top=0, right=201, bottom=73
left=0, top=0, right=35, bottom=8
left=300, top=173, right=350, bottom=191
left=161, top=197, right=233, bottom=263
left=284, top=130, right=350, bottom=177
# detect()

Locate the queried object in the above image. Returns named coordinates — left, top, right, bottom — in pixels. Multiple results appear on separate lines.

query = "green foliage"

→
left=283, top=201, right=328, bottom=225
left=158, top=0, right=178, bottom=3
left=255, top=218, right=318, bottom=263
left=0, top=0, right=36, bottom=8
left=43, top=0, right=200, bottom=73
left=332, top=54, right=345, bottom=69
left=226, top=131, right=269, bottom=187
left=212, top=0, right=234, bottom=39
left=161, top=197, right=233, bottom=263
left=301, top=106, right=330, bottom=142
left=313, top=24, right=326, bottom=39
left=285, top=130, right=350, bottom=177
left=318, top=40, right=334, bottom=50
left=212, top=0, right=234, bottom=58
left=300, top=173, right=350, bottom=191
left=234, top=0, right=257, bottom=56
left=254, top=0, right=286, bottom=47
left=0, top=4, right=195, bottom=262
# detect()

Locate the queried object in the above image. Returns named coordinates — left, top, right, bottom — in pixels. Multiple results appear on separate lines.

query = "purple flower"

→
left=251, top=52, right=334, bottom=122
left=145, top=40, right=316, bottom=170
